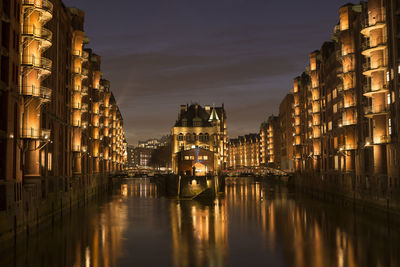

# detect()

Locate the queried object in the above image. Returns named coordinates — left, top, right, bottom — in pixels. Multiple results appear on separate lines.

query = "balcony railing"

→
left=22, top=0, right=53, bottom=15
left=361, top=36, right=386, bottom=51
left=363, top=83, right=388, bottom=95
left=338, top=118, right=357, bottom=127
left=72, top=145, right=81, bottom=152
left=21, top=55, right=52, bottom=72
left=72, top=50, right=89, bottom=60
left=22, top=25, right=52, bottom=43
left=20, top=128, right=51, bottom=139
left=20, top=85, right=51, bottom=101
left=81, top=104, right=88, bottom=112
left=364, top=104, right=390, bottom=116
left=81, top=85, right=88, bottom=94
left=361, top=9, right=386, bottom=30
left=72, top=102, right=81, bottom=109
left=362, top=59, right=385, bottom=74
left=339, top=144, right=357, bottom=151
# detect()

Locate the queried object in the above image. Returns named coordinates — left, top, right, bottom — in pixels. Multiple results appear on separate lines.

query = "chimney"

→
left=180, top=105, right=187, bottom=114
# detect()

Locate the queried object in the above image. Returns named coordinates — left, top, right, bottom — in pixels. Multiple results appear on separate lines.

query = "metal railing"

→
left=364, top=104, right=390, bottom=115
left=20, top=85, right=51, bottom=100
left=22, top=0, right=53, bottom=14
left=22, top=25, right=52, bottom=43
left=72, top=145, right=81, bottom=152
left=21, top=55, right=52, bottom=71
left=361, top=8, right=386, bottom=29
left=363, top=83, right=388, bottom=94
left=20, top=128, right=50, bottom=139
left=362, top=36, right=386, bottom=51
left=362, top=59, right=385, bottom=72
left=338, top=118, right=357, bottom=127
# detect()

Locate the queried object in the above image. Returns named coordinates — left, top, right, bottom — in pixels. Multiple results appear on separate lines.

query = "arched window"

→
left=199, top=133, right=203, bottom=142
left=185, top=134, right=191, bottom=141
left=204, top=133, right=209, bottom=142
left=193, top=133, right=197, bottom=141
left=177, top=133, right=184, bottom=141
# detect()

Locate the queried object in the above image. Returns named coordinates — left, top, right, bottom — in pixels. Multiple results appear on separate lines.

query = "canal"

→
left=1, top=177, right=399, bottom=267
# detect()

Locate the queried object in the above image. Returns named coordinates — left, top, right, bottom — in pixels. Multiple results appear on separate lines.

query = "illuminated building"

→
left=227, top=134, right=260, bottom=168
left=258, top=116, right=281, bottom=169
left=171, top=104, right=227, bottom=175
left=279, top=94, right=294, bottom=172
left=288, top=1, right=400, bottom=209
left=0, top=0, right=126, bottom=238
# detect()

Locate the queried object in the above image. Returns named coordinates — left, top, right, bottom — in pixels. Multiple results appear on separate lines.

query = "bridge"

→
left=222, top=167, right=290, bottom=177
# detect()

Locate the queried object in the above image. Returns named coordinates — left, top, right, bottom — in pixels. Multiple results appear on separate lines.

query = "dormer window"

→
left=182, top=118, right=188, bottom=127
left=193, top=117, right=202, bottom=127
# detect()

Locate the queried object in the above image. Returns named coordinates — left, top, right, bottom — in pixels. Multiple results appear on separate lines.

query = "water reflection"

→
left=1, top=177, right=399, bottom=267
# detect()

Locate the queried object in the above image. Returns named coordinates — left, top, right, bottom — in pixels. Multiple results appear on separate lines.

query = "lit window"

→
left=203, top=155, right=208, bottom=160
left=388, top=93, right=391, bottom=105
left=184, top=156, right=190, bottom=160
left=389, top=118, right=392, bottom=135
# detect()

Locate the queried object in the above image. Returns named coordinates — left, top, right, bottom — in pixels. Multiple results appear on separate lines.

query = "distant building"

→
left=259, top=116, right=281, bottom=169
left=171, top=104, right=227, bottom=175
left=227, top=134, right=260, bottom=169
left=279, top=94, right=294, bottom=172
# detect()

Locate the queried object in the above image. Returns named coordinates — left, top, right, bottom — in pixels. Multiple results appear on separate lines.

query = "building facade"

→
left=0, top=0, right=126, bottom=239
left=288, top=1, right=400, bottom=210
left=171, top=104, right=227, bottom=175
left=227, top=134, right=260, bottom=169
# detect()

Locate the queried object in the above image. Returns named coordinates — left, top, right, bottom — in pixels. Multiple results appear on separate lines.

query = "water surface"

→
left=1, top=177, right=399, bottom=267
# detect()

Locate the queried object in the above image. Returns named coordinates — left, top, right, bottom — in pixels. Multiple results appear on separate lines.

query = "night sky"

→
left=63, top=0, right=358, bottom=145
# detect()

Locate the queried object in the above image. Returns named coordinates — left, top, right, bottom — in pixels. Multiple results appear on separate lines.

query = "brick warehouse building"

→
left=0, top=0, right=126, bottom=239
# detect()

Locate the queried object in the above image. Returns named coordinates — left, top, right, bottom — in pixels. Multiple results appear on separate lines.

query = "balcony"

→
left=72, top=102, right=82, bottom=110
left=72, top=50, right=89, bottom=61
left=72, top=67, right=88, bottom=79
left=20, top=128, right=51, bottom=140
left=362, top=60, right=386, bottom=76
left=339, top=144, right=357, bottom=151
left=21, top=25, right=52, bottom=49
left=20, top=85, right=51, bottom=102
left=363, top=83, right=388, bottom=97
left=81, top=85, right=88, bottom=94
left=375, top=135, right=391, bottom=144
left=361, top=10, right=386, bottom=36
left=81, top=104, right=88, bottom=112
left=364, top=104, right=390, bottom=117
left=21, top=55, right=52, bottom=75
left=72, top=145, right=81, bottom=152
left=22, top=0, right=53, bottom=22
left=361, top=37, right=387, bottom=56
left=338, top=118, right=357, bottom=127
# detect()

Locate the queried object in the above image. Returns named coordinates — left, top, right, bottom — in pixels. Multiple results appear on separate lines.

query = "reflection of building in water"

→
left=169, top=200, right=228, bottom=267
left=70, top=197, right=128, bottom=267
left=121, top=179, right=158, bottom=199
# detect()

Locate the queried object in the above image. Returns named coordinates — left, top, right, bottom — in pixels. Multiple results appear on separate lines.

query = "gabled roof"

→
left=175, top=104, right=213, bottom=127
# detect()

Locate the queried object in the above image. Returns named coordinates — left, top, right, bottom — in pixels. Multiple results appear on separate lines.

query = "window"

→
left=193, top=133, right=197, bottom=141
left=388, top=93, right=391, bottom=105
left=177, top=133, right=183, bottom=141
left=204, top=133, right=209, bottom=141
left=389, top=118, right=392, bottom=135
left=185, top=134, right=191, bottom=141
left=182, top=118, right=187, bottom=127
left=184, top=156, right=190, bottom=160
left=333, top=104, right=337, bottom=113
left=199, top=133, right=203, bottom=141
left=203, top=155, right=208, bottom=160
